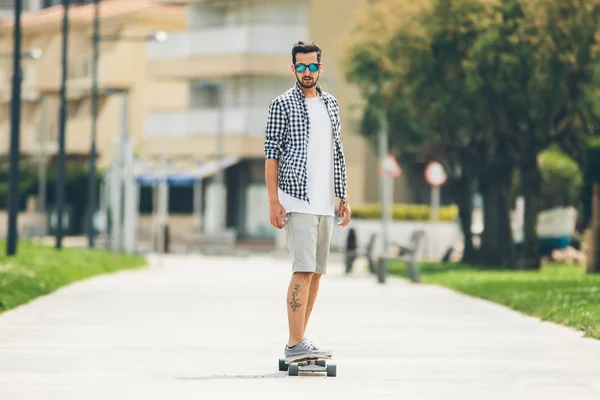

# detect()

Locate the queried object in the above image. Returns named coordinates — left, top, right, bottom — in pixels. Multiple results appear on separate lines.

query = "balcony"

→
left=35, top=54, right=134, bottom=96
left=147, top=24, right=307, bottom=78
left=22, top=118, right=90, bottom=155
left=146, top=107, right=268, bottom=138
left=66, top=117, right=92, bottom=154
left=69, top=54, right=134, bottom=96
left=0, top=64, right=41, bottom=103
left=143, top=107, right=268, bottom=159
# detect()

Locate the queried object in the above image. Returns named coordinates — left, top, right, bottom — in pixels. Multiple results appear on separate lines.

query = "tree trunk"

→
left=479, top=166, right=515, bottom=268
left=519, top=154, right=542, bottom=270
left=588, top=183, right=600, bottom=274
left=455, top=174, right=477, bottom=264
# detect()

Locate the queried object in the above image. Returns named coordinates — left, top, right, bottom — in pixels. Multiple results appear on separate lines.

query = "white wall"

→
left=245, top=184, right=274, bottom=238
left=188, top=0, right=309, bottom=29
left=190, top=76, right=292, bottom=109
left=275, top=219, right=464, bottom=262
left=145, top=107, right=268, bottom=137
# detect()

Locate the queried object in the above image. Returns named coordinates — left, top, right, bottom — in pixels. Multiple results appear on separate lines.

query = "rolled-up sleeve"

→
left=264, top=99, right=286, bottom=160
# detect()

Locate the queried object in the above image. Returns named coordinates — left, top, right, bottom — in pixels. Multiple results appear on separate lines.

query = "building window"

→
left=43, top=0, right=97, bottom=8
left=189, top=81, right=219, bottom=108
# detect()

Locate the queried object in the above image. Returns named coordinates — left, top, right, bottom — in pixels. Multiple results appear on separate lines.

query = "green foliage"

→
left=582, top=137, right=600, bottom=227
left=0, top=164, right=105, bottom=234
left=514, top=148, right=583, bottom=211
left=538, top=149, right=583, bottom=210
left=344, top=0, right=600, bottom=266
left=0, top=165, right=40, bottom=210
left=0, top=239, right=146, bottom=313
left=352, top=203, right=458, bottom=222
left=388, top=261, right=600, bottom=340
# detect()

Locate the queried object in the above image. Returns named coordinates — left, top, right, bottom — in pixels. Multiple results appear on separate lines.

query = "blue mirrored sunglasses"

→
left=294, top=63, right=320, bottom=73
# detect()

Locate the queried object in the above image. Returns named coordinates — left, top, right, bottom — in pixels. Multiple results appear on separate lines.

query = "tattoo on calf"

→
left=290, top=284, right=301, bottom=312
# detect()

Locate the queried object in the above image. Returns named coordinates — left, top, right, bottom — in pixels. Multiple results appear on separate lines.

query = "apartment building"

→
left=145, top=0, right=409, bottom=241
left=0, top=0, right=186, bottom=236
left=0, top=0, right=411, bottom=244
left=0, top=0, right=96, bottom=20
left=0, top=0, right=185, bottom=164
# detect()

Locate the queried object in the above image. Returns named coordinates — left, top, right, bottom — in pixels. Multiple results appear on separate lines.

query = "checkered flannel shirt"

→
left=264, top=82, right=348, bottom=204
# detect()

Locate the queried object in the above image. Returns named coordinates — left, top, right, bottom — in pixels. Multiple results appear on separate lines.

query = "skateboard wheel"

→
left=316, top=359, right=327, bottom=368
left=279, top=358, right=288, bottom=371
left=326, top=363, right=336, bottom=377
left=289, top=364, right=299, bottom=376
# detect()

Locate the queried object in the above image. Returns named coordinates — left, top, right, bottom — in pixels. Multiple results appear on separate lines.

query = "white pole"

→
left=429, top=185, right=441, bottom=260
left=116, top=91, right=129, bottom=253
left=158, top=137, right=169, bottom=254
left=123, top=139, right=136, bottom=254
left=193, top=179, right=203, bottom=231
left=431, top=186, right=440, bottom=223
left=109, top=160, right=121, bottom=252
left=378, top=112, right=389, bottom=284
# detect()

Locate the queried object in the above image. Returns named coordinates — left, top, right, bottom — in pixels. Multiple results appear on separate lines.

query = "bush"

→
left=0, top=163, right=105, bottom=235
left=538, top=148, right=583, bottom=210
left=352, top=203, right=458, bottom=221
left=513, top=147, right=583, bottom=212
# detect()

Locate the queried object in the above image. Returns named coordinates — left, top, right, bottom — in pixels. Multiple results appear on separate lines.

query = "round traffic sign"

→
left=425, top=161, right=447, bottom=187
left=381, top=154, right=402, bottom=177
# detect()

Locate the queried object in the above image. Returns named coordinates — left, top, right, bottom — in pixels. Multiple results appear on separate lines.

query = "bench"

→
left=345, top=231, right=377, bottom=274
left=387, top=229, right=425, bottom=283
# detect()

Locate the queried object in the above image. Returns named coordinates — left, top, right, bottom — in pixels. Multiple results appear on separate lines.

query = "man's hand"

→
left=269, top=200, right=288, bottom=229
left=337, top=201, right=351, bottom=227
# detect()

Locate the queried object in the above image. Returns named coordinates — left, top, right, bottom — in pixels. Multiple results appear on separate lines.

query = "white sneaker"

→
left=304, top=337, right=333, bottom=357
left=285, top=339, right=330, bottom=363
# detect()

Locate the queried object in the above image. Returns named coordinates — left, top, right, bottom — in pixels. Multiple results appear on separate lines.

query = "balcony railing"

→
left=68, top=55, right=91, bottom=80
left=145, top=107, right=268, bottom=137
left=148, top=24, right=308, bottom=59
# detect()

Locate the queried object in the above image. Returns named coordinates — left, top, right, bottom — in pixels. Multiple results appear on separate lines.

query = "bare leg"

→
left=303, top=273, right=322, bottom=333
left=287, top=272, right=314, bottom=347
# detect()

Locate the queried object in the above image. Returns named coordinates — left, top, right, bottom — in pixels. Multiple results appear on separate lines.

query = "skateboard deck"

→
left=278, top=356, right=337, bottom=377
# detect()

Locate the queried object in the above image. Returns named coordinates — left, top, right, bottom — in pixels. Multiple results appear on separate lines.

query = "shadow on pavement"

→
left=174, top=373, right=287, bottom=380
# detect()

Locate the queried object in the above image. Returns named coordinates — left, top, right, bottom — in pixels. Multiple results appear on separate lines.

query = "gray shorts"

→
left=283, top=212, right=334, bottom=275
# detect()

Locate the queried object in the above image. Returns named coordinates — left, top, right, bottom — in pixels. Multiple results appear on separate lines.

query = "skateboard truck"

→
left=278, top=357, right=337, bottom=377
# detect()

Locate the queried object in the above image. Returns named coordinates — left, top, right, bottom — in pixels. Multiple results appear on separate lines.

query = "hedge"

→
left=352, top=203, right=458, bottom=221
left=0, top=163, right=104, bottom=235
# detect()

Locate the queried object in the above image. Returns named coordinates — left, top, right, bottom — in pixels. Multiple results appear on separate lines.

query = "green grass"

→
left=389, top=261, right=600, bottom=340
left=0, top=239, right=147, bottom=313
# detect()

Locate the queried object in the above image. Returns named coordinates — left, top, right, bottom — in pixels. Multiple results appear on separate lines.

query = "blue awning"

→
left=134, top=157, right=240, bottom=186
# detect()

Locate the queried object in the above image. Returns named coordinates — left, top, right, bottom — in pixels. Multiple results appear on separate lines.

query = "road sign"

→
left=379, top=154, right=402, bottom=178
left=425, top=161, right=447, bottom=187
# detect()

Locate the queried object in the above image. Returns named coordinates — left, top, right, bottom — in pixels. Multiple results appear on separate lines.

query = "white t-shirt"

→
left=279, top=95, right=335, bottom=216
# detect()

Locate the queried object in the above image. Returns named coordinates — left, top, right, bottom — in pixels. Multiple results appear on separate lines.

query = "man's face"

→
left=291, top=52, right=322, bottom=89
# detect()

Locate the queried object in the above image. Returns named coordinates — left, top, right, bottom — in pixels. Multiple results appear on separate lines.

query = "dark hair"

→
left=292, top=41, right=322, bottom=65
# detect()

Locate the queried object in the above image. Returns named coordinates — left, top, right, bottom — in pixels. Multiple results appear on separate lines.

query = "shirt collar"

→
left=293, top=81, right=325, bottom=102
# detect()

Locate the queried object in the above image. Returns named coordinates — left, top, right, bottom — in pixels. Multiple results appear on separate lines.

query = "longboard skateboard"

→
left=278, top=356, right=337, bottom=377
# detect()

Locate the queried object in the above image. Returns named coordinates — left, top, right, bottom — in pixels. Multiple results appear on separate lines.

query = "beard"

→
left=297, top=74, right=319, bottom=89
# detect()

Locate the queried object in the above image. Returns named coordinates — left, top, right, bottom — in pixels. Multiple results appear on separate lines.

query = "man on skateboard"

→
left=264, top=41, right=351, bottom=364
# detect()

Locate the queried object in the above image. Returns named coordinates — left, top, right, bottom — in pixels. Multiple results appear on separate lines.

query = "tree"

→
left=344, top=0, right=600, bottom=268
left=462, top=0, right=600, bottom=269
left=345, top=0, right=512, bottom=266
left=396, top=0, right=503, bottom=264
left=343, top=0, right=437, bottom=203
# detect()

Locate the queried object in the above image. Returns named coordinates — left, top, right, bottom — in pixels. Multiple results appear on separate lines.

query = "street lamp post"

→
left=87, top=0, right=100, bottom=248
left=377, top=108, right=389, bottom=284
left=55, top=0, right=70, bottom=250
left=86, top=27, right=167, bottom=249
left=2, top=44, right=42, bottom=253
left=6, top=0, right=22, bottom=256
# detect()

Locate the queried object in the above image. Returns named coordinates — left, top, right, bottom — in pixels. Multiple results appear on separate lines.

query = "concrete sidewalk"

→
left=1, top=254, right=599, bottom=399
